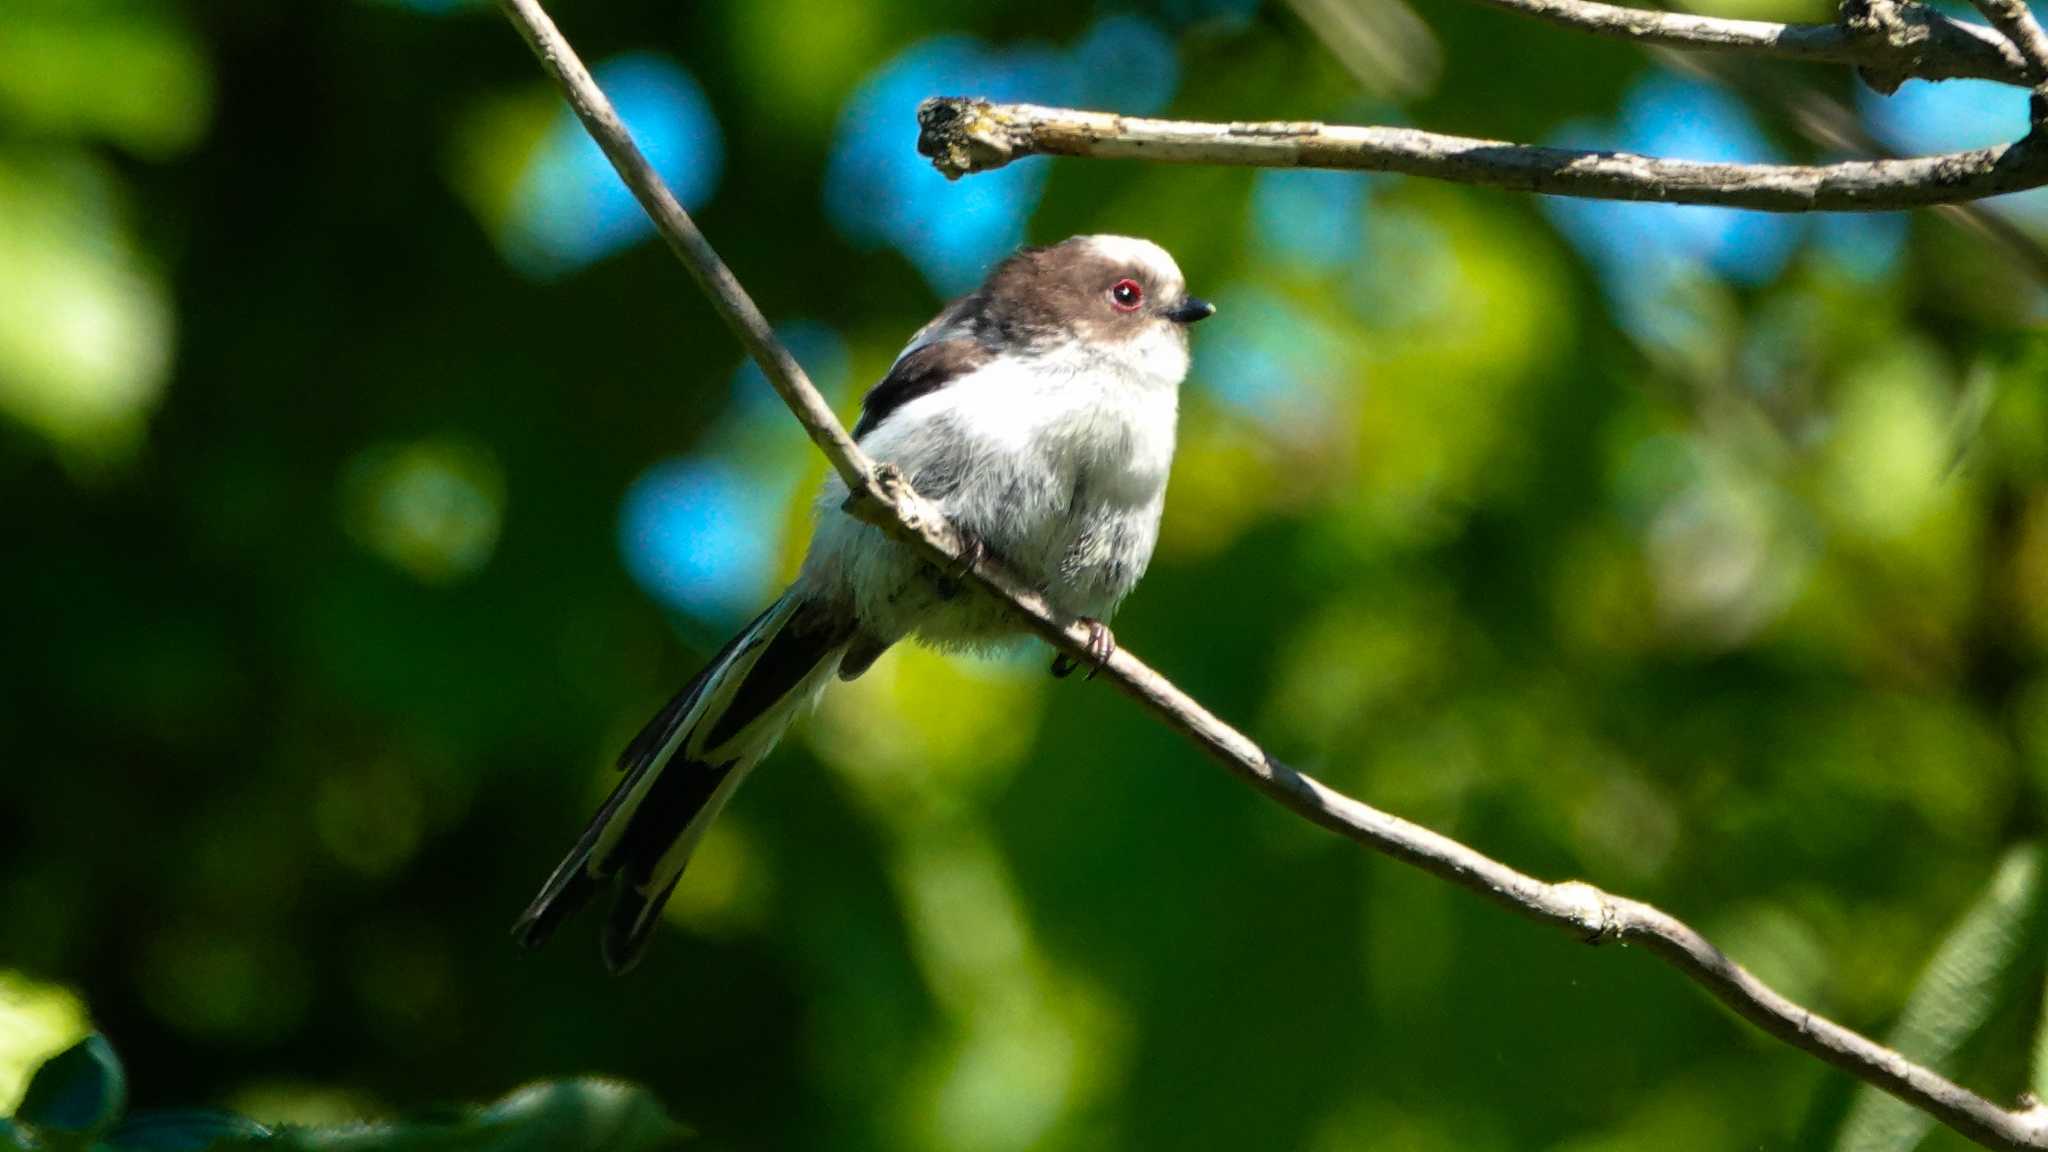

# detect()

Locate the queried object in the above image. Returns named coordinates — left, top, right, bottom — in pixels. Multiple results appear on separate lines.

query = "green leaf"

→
left=269, top=1080, right=690, bottom=1152
left=15, top=1034, right=125, bottom=1138
left=1836, top=843, right=2045, bottom=1152
left=107, top=1110, right=273, bottom=1151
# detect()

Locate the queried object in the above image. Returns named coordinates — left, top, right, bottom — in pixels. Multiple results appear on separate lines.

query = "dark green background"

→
left=5, top=1, right=2048, bottom=1149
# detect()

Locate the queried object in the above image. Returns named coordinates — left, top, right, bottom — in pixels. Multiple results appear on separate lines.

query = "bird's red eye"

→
left=1110, top=278, right=1143, bottom=311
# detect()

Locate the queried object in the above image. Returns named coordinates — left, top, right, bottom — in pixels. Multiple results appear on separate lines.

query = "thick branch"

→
left=917, top=98, right=2048, bottom=211
left=1464, top=0, right=2037, bottom=90
left=494, top=3, right=2048, bottom=1149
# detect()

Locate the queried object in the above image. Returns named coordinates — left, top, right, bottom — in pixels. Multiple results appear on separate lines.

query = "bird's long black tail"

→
left=514, top=591, right=857, bottom=972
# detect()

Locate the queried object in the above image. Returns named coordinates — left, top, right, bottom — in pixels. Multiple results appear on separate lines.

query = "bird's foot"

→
left=1050, top=618, right=1115, bottom=680
left=933, top=531, right=987, bottom=601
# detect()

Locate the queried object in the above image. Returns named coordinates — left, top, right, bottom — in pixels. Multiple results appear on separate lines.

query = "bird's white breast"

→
left=942, top=340, right=1177, bottom=493
left=800, top=335, right=1183, bottom=643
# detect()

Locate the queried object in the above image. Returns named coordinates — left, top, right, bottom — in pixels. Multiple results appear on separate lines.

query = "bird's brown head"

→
left=970, top=235, right=1214, bottom=352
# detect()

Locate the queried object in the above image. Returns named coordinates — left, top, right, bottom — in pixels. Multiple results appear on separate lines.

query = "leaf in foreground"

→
left=267, top=1080, right=691, bottom=1152
left=1836, top=843, right=2044, bottom=1152
left=14, top=1034, right=125, bottom=1139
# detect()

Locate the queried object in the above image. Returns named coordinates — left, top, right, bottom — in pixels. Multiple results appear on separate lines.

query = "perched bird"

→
left=514, top=235, right=1214, bottom=971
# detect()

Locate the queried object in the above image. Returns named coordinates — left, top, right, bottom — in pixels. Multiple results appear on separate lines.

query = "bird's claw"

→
left=934, top=531, right=987, bottom=601
left=1050, top=618, right=1115, bottom=680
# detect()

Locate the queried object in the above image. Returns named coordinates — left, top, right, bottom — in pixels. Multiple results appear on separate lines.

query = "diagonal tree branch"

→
left=493, top=1, right=2048, bottom=1149
left=915, top=97, right=2048, bottom=211
left=1462, top=0, right=2037, bottom=90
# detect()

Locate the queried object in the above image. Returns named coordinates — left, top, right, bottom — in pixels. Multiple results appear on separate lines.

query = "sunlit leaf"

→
left=0, top=972, right=90, bottom=1116
left=270, top=1080, right=690, bottom=1151
left=1836, top=843, right=2044, bottom=1152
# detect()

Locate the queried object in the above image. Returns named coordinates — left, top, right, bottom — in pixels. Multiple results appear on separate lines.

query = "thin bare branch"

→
left=493, top=0, right=866, bottom=491
left=1654, top=42, right=2048, bottom=283
left=494, top=2, right=2048, bottom=1149
left=1963, top=0, right=2048, bottom=105
left=916, top=98, right=2048, bottom=211
left=1463, top=0, right=2036, bottom=90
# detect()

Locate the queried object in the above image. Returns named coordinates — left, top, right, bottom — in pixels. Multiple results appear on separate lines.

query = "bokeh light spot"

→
left=140, top=931, right=310, bottom=1043
left=1251, top=169, right=1369, bottom=269
left=731, top=0, right=882, bottom=124
left=230, top=1083, right=386, bottom=1128
left=812, top=647, right=1045, bottom=818
left=1815, top=211, right=1908, bottom=282
left=1194, top=283, right=1343, bottom=430
left=0, top=154, right=173, bottom=458
left=1071, top=16, right=1180, bottom=115
left=827, top=37, right=1075, bottom=295
left=0, top=11, right=211, bottom=156
left=315, top=764, right=427, bottom=878
left=620, top=457, right=782, bottom=623
left=504, top=53, right=723, bottom=276
left=1544, top=73, right=1803, bottom=352
left=1818, top=343, right=1953, bottom=539
left=664, top=818, right=774, bottom=937
left=730, top=320, right=855, bottom=423
left=825, top=19, right=1182, bottom=297
left=1862, top=76, right=2028, bottom=155
left=1859, top=76, right=2048, bottom=221
left=340, top=439, right=506, bottom=584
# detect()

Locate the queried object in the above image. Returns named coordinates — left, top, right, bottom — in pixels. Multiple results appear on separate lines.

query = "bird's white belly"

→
left=797, top=348, right=1177, bottom=646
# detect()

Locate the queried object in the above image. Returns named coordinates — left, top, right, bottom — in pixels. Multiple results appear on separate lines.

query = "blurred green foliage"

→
left=5, top=0, right=2048, bottom=1150
left=3, top=1035, right=688, bottom=1151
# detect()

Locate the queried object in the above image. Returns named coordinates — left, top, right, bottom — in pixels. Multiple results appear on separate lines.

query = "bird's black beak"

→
left=1166, top=297, right=1216, bottom=325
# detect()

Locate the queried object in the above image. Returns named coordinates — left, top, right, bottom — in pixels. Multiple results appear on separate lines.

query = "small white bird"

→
left=515, top=235, right=1214, bottom=971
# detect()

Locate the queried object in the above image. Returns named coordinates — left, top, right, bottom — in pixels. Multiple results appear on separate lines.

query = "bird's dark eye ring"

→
left=1110, top=278, right=1143, bottom=311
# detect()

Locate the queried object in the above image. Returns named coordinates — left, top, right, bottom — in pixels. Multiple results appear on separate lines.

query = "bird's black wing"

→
left=853, top=337, right=992, bottom=439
